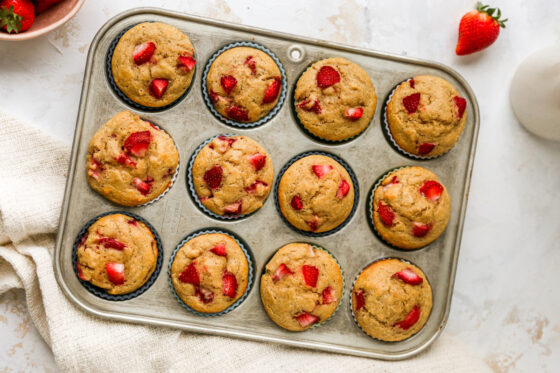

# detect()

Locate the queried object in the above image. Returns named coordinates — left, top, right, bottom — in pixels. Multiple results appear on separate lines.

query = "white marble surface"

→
left=1, top=0, right=559, bottom=372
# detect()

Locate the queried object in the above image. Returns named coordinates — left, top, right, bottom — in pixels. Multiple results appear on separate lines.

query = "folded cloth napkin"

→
left=0, top=110, right=491, bottom=373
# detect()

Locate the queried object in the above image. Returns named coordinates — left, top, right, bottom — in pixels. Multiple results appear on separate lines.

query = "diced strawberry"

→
left=302, top=265, right=319, bottom=287
left=244, top=180, right=268, bottom=194
left=392, top=268, right=423, bottom=285
left=336, top=179, right=350, bottom=199
left=225, top=105, right=249, bottom=122
left=419, top=180, right=444, bottom=202
left=79, top=232, right=89, bottom=246
left=210, top=243, right=227, bottom=257
left=354, top=290, right=365, bottom=311
left=209, top=90, right=220, bottom=103
left=454, top=96, right=467, bottom=118
left=196, top=287, right=214, bottom=304
left=98, top=237, right=126, bottom=250
left=220, top=75, right=237, bottom=94
left=409, top=78, right=415, bottom=88
left=127, top=219, right=137, bottom=226
left=272, top=263, right=293, bottom=282
left=345, top=107, right=363, bottom=121
left=222, top=272, right=238, bottom=298
left=312, top=164, right=333, bottom=179
left=412, top=222, right=432, bottom=237
left=377, top=202, right=395, bottom=226
left=88, top=158, right=104, bottom=180
left=262, top=77, right=281, bottom=104
left=249, top=153, right=266, bottom=171
left=418, top=142, right=436, bottom=155
left=244, top=56, right=257, bottom=75
left=296, top=312, right=319, bottom=328
left=145, top=175, right=154, bottom=183
left=394, top=305, right=421, bottom=330
left=316, top=66, right=340, bottom=88
left=203, top=166, right=223, bottom=190
left=388, top=175, right=399, bottom=185
left=149, top=78, right=168, bottom=99
left=147, top=121, right=159, bottom=130
left=298, top=99, right=322, bottom=114
left=132, top=177, right=152, bottom=195
left=217, top=135, right=236, bottom=146
left=133, top=42, right=156, bottom=65
left=322, top=286, right=336, bottom=305
left=115, top=153, right=137, bottom=168
left=124, top=131, right=151, bottom=157
left=177, top=55, right=196, bottom=72
left=106, top=262, right=125, bottom=285
left=290, top=195, right=303, bottom=210
left=199, top=195, right=213, bottom=203
left=403, top=93, right=421, bottom=114
left=223, top=201, right=242, bottom=215
left=306, top=215, right=319, bottom=231
left=178, top=262, right=200, bottom=286
left=76, top=262, right=86, bottom=281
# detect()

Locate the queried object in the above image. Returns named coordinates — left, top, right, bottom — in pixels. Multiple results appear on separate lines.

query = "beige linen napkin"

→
left=0, top=110, right=491, bottom=372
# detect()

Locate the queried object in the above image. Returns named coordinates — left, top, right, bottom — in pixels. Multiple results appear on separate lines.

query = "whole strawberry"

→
left=0, top=0, right=34, bottom=33
left=456, top=2, right=507, bottom=56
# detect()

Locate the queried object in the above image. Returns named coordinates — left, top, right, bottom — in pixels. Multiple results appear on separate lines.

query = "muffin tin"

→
left=54, top=8, right=479, bottom=360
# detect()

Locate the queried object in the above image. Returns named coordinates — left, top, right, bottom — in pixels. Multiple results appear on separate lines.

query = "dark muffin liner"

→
left=201, top=41, right=287, bottom=128
left=382, top=79, right=449, bottom=160
left=106, top=22, right=196, bottom=112
left=260, top=242, right=344, bottom=331
left=186, top=134, right=271, bottom=220
left=274, top=151, right=359, bottom=237
left=72, top=211, right=163, bottom=301
left=168, top=228, right=254, bottom=317
left=349, top=256, right=433, bottom=342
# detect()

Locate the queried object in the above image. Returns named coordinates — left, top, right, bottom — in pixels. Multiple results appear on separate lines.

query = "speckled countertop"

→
left=0, top=1, right=559, bottom=372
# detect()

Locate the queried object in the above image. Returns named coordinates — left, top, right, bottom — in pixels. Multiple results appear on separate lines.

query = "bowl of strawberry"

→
left=0, top=0, right=84, bottom=41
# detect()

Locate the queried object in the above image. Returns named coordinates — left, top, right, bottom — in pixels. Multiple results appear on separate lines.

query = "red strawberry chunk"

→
left=302, top=265, right=319, bottom=287
left=178, top=262, right=200, bottom=286
left=298, top=99, right=322, bottom=114
left=312, top=164, right=333, bottom=179
left=409, top=78, right=415, bottom=88
left=149, top=78, right=168, bottom=99
left=217, top=135, right=236, bottom=147
left=403, top=93, right=421, bottom=114
left=296, top=312, right=319, bottom=328
left=106, top=262, right=125, bottom=285
left=345, top=107, right=363, bottom=121
left=290, top=195, right=303, bottom=210
left=244, top=180, right=268, bottom=194
left=196, top=287, right=214, bottom=304
left=392, top=268, right=423, bottom=285
left=220, top=75, right=237, bottom=94
left=225, top=105, right=249, bottom=122
left=127, top=219, right=138, bottom=226
left=322, top=286, right=336, bottom=305
left=124, top=131, right=151, bottom=157
left=244, top=56, right=257, bottom=75
left=316, top=66, right=340, bottom=88
left=418, top=142, right=436, bottom=155
left=147, top=121, right=159, bottom=130
left=133, top=42, right=156, bottom=65
left=203, top=166, right=223, bottom=190
left=272, top=263, right=293, bottom=282
left=224, top=201, right=242, bottom=215
left=354, top=290, right=365, bottom=311
left=306, top=215, right=320, bottom=231
left=336, top=179, right=350, bottom=199
left=249, top=153, right=266, bottom=171
left=419, top=180, right=443, bottom=201
left=394, top=305, right=421, bottom=330
left=412, top=222, right=432, bottom=237
left=378, top=202, right=395, bottom=226
left=98, top=237, right=126, bottom=250
left=132, top=177, right=152, bottom=195
left=454, top=96, right=467, bottom=118
left=388, top=175, right=399, bottom=185
left=210, top=243, right=227, bottom=257
left=177, top=55, right=196, bottom=72
left=115, top=153, right=137, bottom=168
left=262, top=77, right=281, bottom=104
left=222, top=272, right=238, bottom=298
left=209, top=90, right=220, bottom=103
left=76, top=263, right=86, bottom=281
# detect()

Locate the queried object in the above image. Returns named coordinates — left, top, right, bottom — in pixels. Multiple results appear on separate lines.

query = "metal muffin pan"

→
left=54, top=8, right=479, bottom=360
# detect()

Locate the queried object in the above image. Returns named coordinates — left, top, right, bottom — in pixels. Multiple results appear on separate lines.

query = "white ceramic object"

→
left=510, top=45, right=560, bottom=141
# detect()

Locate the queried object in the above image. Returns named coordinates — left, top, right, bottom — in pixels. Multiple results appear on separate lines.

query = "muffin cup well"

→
left=201, top=41, right=287, bottom=128
left=382, top=79, right=448, bottom=160
left=106, top=22, right=196, bottom=112
left=260, top=243, right=344, bottom=331
left=349, top=256, right=433, bottom=342
left=167, top=228, right=255, bottom=317
left=72, top=211, right=163, bottom=301
left=274, top=151, right=359, bottom=237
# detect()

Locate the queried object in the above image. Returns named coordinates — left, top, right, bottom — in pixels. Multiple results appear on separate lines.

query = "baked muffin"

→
left=371, top=166, right=450, bottom=249
left=86, top=111, right=179, bottom=206
left=352, top=258, right=432, bottom=341
left=76, top=214, right=159, bottom=295
left=278, top=154, right=354, bottom=233
left=294, top=57, right=376, bottom=141
left=206, top=46, right=282, bottom=123
left=260, top=243, right=343, bottom=331
left=170, top=233, right=250, bottom=314
left=191, top=135, right=274, bottom=216
left=111, top=22, right=196, bottom=108
left=385, top=75, right=467, bottom=157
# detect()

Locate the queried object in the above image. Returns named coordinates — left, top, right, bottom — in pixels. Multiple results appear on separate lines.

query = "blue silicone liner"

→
left=106, top=22, right=196, bottom=112
left=274, top=151, right=359, bottom=237
left=201, top=41, right=287, bottom=128
left=168, top=228, right=255, bottom=317
left=72, top=211, right=163, bottom=301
